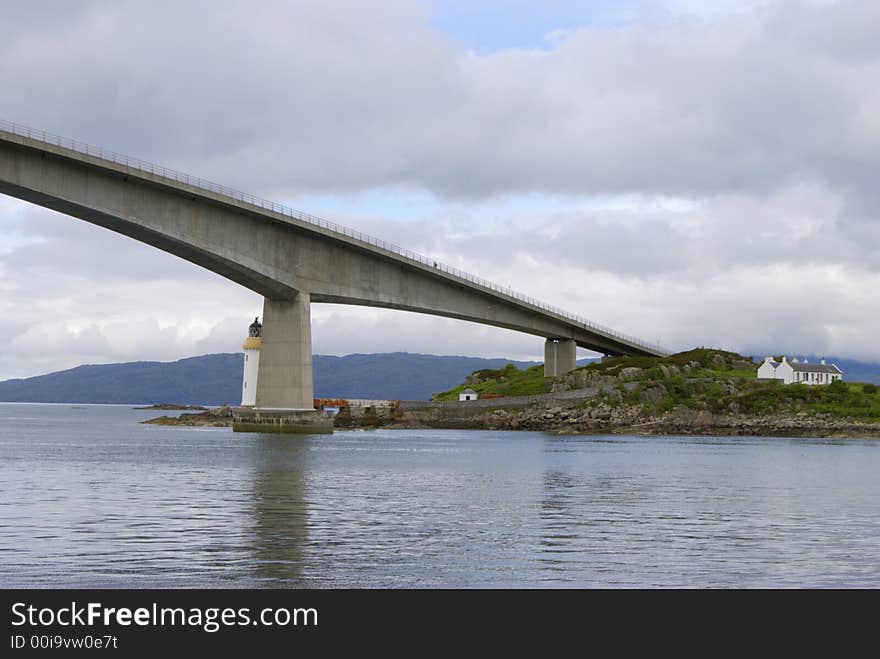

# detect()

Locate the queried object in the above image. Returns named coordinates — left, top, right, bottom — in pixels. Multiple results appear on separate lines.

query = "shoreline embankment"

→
left=142, top=391, right=880, bottom=439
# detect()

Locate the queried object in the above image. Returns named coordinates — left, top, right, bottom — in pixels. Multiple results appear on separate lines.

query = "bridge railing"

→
left=0, top=119, right=669, bottom=355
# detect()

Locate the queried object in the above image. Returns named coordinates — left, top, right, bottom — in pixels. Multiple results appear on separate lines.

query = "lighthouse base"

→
left=232, top=408, right=334, bottom=434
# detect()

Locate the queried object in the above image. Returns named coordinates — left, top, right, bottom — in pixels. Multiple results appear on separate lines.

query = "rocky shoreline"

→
left=383, top=401, right=880, bottom=438
left=135, top=403, right=208, bottom=411
left=142, top=405, right=233, bottom=427
left=140, top=399, right=880, bottom=438
left=138, top=350, right=880, bottom=439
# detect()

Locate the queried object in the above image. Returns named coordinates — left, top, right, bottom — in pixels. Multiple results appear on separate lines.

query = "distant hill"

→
left=3, top=351, right=876, bottom=406
left=0, top=352, right=544, bottom=405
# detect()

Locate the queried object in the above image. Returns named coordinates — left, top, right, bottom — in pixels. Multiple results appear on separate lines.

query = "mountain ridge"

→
left=0, top=352, right=542, bottom=404
left=2, top=351, right=878, bottom=406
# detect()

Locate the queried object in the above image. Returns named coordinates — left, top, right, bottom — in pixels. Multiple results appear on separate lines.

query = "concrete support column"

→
left=544, top=338, right=577, bottom=377
left=255, top=293, right=314, bottom=410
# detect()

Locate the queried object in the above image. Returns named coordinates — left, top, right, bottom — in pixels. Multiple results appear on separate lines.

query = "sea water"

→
left=1, top=402, right=879, bottom=588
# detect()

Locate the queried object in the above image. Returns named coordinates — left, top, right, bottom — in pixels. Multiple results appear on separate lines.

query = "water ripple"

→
left=1, top=404, right=879, bottom=587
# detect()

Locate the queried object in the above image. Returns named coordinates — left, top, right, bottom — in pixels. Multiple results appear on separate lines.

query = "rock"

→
left=642, top=385, right=667, bottom=404
left=669, top=405, right=697, bottom=424
left=619, top=367, right=643, bottom=381
left=712, top=354, right=725, bottom=365
left=590, top=403, right=612, bottom=420
left=142, top=406, right=233, bottom=427
left=134, top=403, right=207, bottom=411
left=732, top=359, right=754, bottom=370
left=571, top=372, right=592, bottom=389
left=695, top=410, right=714, bottom=426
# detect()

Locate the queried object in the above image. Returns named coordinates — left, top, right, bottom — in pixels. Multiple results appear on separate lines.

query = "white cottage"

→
left=459, top=388, right=479, bottom=401
left=757, top=356, right=843, bottom=385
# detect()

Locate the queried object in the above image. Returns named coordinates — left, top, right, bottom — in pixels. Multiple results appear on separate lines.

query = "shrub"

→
left=829, top=378, right=847, bottom=391
left=863, top=383, right=877, bottom=394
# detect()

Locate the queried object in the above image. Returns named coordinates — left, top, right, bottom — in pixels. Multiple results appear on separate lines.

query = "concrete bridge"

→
left=0, top=120, right=668, bottom=419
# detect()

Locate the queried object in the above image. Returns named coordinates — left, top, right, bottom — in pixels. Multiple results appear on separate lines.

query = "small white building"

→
left=240, top=317, right=262, bottom=406
left=459, top=388, right=479, bottom=401
left=757, top=356, right=843, bottom=385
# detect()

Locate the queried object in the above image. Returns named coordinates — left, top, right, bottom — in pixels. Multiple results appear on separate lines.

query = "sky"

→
left=1, top=0, right=878, bottom=379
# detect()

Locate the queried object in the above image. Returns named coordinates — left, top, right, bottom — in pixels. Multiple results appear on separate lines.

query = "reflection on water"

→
left=1, top=403, right=879, bottom=588
left=248, top=438, right=309, bottom=584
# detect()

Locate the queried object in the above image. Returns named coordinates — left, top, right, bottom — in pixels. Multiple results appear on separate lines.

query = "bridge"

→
left=0, top=120, right=668, bottom=423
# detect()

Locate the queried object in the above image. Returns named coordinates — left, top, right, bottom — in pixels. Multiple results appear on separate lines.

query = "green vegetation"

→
left=574, top=347, right=757, bottom=380
left=433, top=363, right=551, bottom=400
left=627, top=376, right=880, bottom=419
left=719, top=379, right=880, bottom=419
left=436, top=347, right=880, bottom=420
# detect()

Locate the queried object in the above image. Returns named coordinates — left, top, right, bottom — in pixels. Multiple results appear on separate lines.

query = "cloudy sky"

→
left=2, top=0, right=878, bottom=380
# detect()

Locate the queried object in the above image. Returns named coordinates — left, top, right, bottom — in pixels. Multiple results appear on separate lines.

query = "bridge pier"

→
left=544, top=338, right=577, bottom=377
left=234, top=292, right=333, bottom=434
left=256, top=293, right=314, bottom=409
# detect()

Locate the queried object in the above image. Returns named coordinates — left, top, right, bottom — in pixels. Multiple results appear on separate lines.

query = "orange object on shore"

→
left=313, top=398, right=350, bottom=408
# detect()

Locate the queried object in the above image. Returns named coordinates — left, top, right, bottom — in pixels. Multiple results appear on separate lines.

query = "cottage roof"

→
left=790, top=362, right=842, bottom=374
left=461, top=388, right=477, bottom=394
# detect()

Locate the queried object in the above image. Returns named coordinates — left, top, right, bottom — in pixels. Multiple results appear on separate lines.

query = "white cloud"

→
left=2, top=0, right=880, bottom=378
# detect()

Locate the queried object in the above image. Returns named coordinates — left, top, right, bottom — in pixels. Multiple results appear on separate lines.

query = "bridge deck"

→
left=0, top=119, right=669, bottom=357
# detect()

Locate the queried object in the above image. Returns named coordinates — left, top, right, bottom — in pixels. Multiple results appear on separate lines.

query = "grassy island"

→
left=434, top=348, right=880, bottom=421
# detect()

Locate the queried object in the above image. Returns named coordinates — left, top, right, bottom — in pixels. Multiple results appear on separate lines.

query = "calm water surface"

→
left=1, top=403, right=879, bottom=588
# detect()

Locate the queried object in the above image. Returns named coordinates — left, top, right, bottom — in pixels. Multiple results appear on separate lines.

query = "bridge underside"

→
left=0, top=130, right=665, bottom=418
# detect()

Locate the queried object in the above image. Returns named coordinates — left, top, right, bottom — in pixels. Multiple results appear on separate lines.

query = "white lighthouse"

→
left=240, top=317, right=262, bottom=407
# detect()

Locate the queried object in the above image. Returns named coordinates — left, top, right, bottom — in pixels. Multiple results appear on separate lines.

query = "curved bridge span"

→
left=0, top=120, right=668, bottom=411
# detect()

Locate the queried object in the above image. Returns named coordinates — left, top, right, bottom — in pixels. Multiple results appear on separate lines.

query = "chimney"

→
left=781, top=355, right=788, bottom=363
left=764, top=355, right=774, bottom=363
left=804, top=358, right=809, bottom=364
left=792, top=357, right=799, bottom=363
left=821, top=357, right=826, bottom=365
